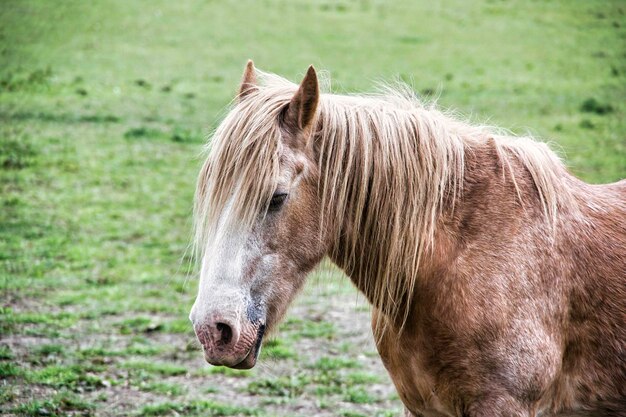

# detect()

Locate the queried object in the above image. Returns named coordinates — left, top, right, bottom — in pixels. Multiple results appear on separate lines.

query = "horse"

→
left=189, top=61, right=626, bottom=417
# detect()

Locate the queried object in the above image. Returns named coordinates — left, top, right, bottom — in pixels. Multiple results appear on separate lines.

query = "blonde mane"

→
left=194, top=69, right=570, bottom=330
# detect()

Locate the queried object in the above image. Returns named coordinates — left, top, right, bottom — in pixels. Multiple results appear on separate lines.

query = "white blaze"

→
left=189, top=198, right=259, bottom=326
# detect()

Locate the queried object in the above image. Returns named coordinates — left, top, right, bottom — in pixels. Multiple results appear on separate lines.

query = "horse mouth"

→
left=231, top=324, right=265, bottom=370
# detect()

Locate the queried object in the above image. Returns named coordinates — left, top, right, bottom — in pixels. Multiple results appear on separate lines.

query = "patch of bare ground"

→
left=2, top=275, right=402, bottom=416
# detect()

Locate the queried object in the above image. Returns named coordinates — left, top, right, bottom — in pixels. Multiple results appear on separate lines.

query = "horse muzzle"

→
left=193, top=313, right=265, bottom=369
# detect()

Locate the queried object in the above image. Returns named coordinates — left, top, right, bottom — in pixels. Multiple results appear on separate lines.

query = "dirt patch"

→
left=2, top=276, right=402, bottom=416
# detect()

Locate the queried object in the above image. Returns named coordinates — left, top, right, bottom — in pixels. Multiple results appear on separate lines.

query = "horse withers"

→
left=190, top=61, right=626, bottom=416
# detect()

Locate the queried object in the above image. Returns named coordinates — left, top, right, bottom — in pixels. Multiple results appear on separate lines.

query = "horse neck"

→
left=318, top=113, right=560, bottom=323
left=314, top=104, right=465, bottom=319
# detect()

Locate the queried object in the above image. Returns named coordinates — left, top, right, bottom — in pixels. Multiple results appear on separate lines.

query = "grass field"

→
left=1, top=1, right=624, bottom=416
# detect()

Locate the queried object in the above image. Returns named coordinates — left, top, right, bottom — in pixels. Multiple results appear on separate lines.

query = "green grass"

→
left=138, top=400, right=262, bottom=417
left=33, top=344, right=66, bottom=357
left=139, top=381, right=186, bottom=396
left=248, top=375, right=308, bottom=398
left=29, top=364, right=104, bottom=389
left=12, top=391, right=95, bottom=417
left=346, top=371, right=381, bottom=385
left=309, top=356, right=359, bottom=371
left=340, top=411, right=367, bottom=417
left=1, top=0, right=624, bottom=415
left=0, top=307, right=78, bottom=335
left=0, top=345, right=14, bottom=360
left=202, top=366, right=254, bottom=378
left=281, top=317, right=337, bottom=340
left=344, top=387, right=378, bottom=404
left=260, top=338, right=296, bottom=360
left=121, top=360, right=187, bottom=377
left=0, top=362, right=23, bottom=378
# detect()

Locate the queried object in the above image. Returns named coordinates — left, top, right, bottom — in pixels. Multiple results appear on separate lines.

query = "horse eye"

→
left=268, top=193, right=288, bottom=212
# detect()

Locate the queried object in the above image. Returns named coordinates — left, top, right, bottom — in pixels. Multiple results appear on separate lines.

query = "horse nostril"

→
left=216, top=322, right=232, bottom=345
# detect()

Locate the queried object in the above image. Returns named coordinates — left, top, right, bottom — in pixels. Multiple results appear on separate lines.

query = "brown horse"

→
left=190, top=61, right=626, bottom=416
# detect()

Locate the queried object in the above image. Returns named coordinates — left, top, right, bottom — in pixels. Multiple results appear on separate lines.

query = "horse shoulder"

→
left=372, top=308, right=456, bottom=417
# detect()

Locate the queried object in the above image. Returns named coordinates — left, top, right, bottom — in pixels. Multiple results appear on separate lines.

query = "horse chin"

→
left=203, top=346, right=257, bottom=369
left=231, top=349, right=258, bottom=369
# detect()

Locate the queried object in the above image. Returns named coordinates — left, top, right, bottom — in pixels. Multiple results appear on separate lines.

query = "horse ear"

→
left=239, top=60, right=257, bottom=100
left=284, top=65, right=319, bottom=132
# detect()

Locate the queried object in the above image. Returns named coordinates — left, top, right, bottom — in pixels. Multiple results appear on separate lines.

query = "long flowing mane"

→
left=194, top=69, right=571, bottom=329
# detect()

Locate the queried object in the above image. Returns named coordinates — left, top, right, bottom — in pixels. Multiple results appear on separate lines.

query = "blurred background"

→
left=1, top=1, right=624, bottom=416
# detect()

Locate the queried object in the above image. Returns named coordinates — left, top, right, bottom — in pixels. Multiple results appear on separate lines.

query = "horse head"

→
left=189, top=61, right=327, bottom=368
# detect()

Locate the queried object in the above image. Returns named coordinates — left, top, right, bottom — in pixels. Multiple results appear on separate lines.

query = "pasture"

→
left=1, top=1, right=624, bottom=416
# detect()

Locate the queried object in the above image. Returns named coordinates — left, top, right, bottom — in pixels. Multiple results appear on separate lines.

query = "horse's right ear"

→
left=283, top=65, right=319, bottom=133
left=238, top=60, right=257, bottom=100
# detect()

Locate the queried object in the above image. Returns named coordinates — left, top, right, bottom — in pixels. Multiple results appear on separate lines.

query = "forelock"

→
left=193, top=81, right=298, bottom=257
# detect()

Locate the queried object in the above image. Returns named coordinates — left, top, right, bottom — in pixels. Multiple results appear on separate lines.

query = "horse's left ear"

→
left=238, top=60, right=258, bottom=100
left=284, top=65, right=319, bottom=133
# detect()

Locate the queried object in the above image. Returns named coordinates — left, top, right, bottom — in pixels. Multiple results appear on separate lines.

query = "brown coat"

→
left=192, top=62, right=626, bottom=417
